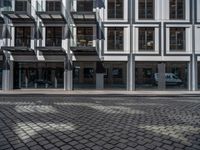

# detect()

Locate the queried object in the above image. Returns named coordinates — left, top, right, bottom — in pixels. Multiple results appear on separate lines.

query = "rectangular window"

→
left=46, top=27, right=62, bottom=47
left=15, top=0, right=27, bottom=12
left=139, top=27, right=155, bottom=51
left=107, top=27, right=123, bottom=51
left=77, top=27, right=93, bottom=47
left=170, top=27, right=185, bottom=51
left=77, top=0, right=93, bottom=12
left=139, top=0, right=154, bottom=19
left=15, top=27, right=31, bottom=47
left=170, top=0, right=185, bottom=19
left=108, top=0, right=123, bottom=19
left=46, top=1, right=61, bottom=12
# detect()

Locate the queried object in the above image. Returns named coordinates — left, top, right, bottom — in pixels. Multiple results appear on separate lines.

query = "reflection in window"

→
left=77, top=0, right=93, bottom=12
left=84, top=68, right=94, bottom=78
left=15, top=27, right=31, bottom=47
left=15, top=0, right=27, bottom=12
left=77, top=27, right=93, bottom=47
left=108, top=27, right=123, bottom=51
left=108, top=0, right=123, bottom=19
left=170, top=0, right=185, bottom=19
left=139, top=27, right=154, bottom=51
left=46, top=27, right=62, bottom=47
left=170, top=27, right=185, bottom=51
left=139, top=0, right=154, bottom=19
left=112, top=68, right=122, bottom=78
left=46, top=1, right=61, bottom=11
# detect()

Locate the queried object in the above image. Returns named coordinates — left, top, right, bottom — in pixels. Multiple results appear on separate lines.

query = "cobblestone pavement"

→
left=0, top=95, right=200, bottom=150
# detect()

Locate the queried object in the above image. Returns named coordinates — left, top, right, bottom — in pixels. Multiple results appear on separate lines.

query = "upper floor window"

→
left=107, top=27, right=123, bottom=51
left=77, top=0, right=93, bottom=12
left=46, top=27, right=62, bottom=47
left=139, top=27, right=154, bottom=51
left=77, top=27, right=93, bottom=47
left=139, top=0, right=154, bottom=20
left=170, top=0, right=185, bottom=19
left=15, top=27, right=31, bottom=47
left=46, top=0, right=61, bottom=12
left=170, top=27, right=185, bottom=51
left=15, top=0, right=27, bottom=12
left=108, top=0, right=123, bottom=19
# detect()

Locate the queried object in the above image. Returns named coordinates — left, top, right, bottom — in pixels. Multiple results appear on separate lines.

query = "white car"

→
left=154, top=73, right=183, bottom=86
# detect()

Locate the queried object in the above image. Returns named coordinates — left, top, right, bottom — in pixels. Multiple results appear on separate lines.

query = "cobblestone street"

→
left=0, top=95, right=200, bottom=150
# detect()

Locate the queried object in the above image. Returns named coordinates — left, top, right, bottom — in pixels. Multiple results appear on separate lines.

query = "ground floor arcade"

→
left=0, top=59, right=200, bottom=91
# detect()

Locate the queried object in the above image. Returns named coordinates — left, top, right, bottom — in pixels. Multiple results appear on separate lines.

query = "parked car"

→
left=154, top=73, right=183, bottom=86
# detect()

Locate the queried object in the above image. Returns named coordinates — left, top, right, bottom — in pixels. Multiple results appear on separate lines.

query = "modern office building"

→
left=0, top=0, right=200, bottom=91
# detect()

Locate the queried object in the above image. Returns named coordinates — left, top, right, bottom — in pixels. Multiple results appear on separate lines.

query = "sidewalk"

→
left=0, top=89, right=199, bottom=96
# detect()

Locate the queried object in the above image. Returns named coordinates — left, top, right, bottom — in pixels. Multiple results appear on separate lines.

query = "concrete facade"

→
left=0, top=0, right=200, bottom=91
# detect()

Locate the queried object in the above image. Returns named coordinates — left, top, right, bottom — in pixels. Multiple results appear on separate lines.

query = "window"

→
left=170, top=0, right=185, bottom=19
left=77, top=0, right=93, bottom=12
left=108, top=0, right=123, bottom=19
left=84, top=68, right=94, bottom=78
left=107, top=27, right=123, bottom=51
left=139, top=27, right=155, bottom=51
left=77, top=27, right=93, bottom=47
left=170, top=27, right=185, bottom=51
left=46, top=27, right=62, bottom=47
left=15, top=0, right=27, bottom=12
left=46, top=1, right=61, bottom=11
left=112, top=68, right=123, bottom=78
left=139, top=0, right=154, bottom=19
left=15, top=27, right=31, bottom=47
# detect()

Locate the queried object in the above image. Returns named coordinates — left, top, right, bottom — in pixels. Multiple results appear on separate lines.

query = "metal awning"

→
left=2, top=11, right=35, bottom=23
left=37, top=47, right=66, bottom=55
left=36, top=12, right=66, bottom=24
left=1, top=46, right=35, bottom=55
left=70, top=46, right=97, bottom=55
left=71, top=12, right=97, bottom=24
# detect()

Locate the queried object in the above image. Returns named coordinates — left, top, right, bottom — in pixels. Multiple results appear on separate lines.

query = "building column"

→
left=191, top=56, right=198, bottom=91
left=96, top=62, right=104, bottom=89
left=2, top=53, right=13, bottom=91
left=127, top=55, right=135, bottom=91
left=158, top=63, right=166, bottom=90
left=64, top=56, right=73, bottom=91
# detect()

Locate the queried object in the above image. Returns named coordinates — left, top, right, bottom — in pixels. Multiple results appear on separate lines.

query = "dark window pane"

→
left=108, top=0, right=123, bottom=19
left=15, top=27, right=31, bottom=47
left=170, top=0, right=185, bottom=19
left=108, top=27, right=123, bottom=51
left=139, top=27, right=154, bottom=51
left=77, top=0, right=93, bottom=12
left=46, top=1, right=61, bottom=12
left=15, top=0, right=27, bottom=11
left=139, top=0, right=154, bottom=19
left=170, top=27, right=185, bottom=51
left=46, top=27, right=62, bottom=47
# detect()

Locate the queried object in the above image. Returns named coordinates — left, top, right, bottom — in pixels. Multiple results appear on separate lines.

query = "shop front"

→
left=14, top=62, right=64, bottom=89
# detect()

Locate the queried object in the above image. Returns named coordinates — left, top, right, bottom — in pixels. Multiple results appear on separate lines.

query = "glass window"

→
left=46, top=1, right=61, bottom=12
left=107, top=27, right=123, bottom=51
left=15, top=27, right=31, bottom=47
left=170, top=27, right=185, bottom=51
left=15, top=0, right=27, bottom=12
left=77, top=27, right=93, bottom=47
left=77, top=0, right=93, bottom=12
left=139, top=0, right=154, bottom=19
left=84, top=68, right=94, bottom=78
left=46, top=27, right=62, bottom=47
left=139, top=27, right=155, bottom=51
left=170, top=0, right=185, bottom=19
left=108, top=0, right=123, bottom=19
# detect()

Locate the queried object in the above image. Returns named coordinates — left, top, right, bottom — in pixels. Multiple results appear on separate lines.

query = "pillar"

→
left=64, top=56, right=73, bottom=90
left=127, top=55, right=135, bottom=91
left=2, top=53, right=13, bottom=91
left=96, top=62, right=104, bottom=89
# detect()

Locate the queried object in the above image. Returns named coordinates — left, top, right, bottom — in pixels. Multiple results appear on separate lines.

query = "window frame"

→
left=107, top=0, right=124, bottom=19
left=138, top=0, right=155, bottom=20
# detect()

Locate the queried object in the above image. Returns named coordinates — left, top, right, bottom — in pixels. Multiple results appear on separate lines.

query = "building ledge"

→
left=71, top=12, right=97, bottom=24
left=70, top=46, right=97, bottom=55
left=37, top=46, right=66, bottom=55
left=1, top=46, right=35, bottom=55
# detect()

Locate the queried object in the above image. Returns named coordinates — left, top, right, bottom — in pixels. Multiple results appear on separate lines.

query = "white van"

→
left=154, top=73, right=183, bottom=86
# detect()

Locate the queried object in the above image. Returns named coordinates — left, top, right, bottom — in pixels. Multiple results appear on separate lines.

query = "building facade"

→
left=0, top=0, right=200, bottom=91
